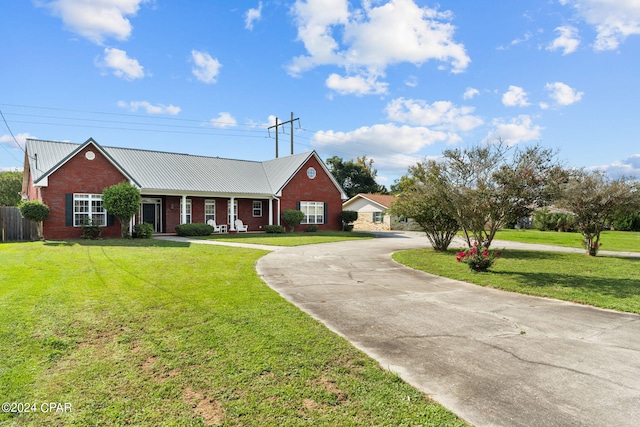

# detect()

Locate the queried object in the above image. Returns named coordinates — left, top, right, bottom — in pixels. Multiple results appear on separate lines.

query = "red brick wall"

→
left=279, top=155, right=344, bottom=231
left=39, top=144, right=129, bottom=239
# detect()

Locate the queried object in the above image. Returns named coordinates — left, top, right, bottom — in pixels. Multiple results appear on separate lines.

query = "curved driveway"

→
left=256, top=231, right=640, bottom=427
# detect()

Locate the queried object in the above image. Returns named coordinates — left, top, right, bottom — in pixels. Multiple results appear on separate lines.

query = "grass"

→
left=393, top=248, right=640, bottom=314
left=494, top=229, right=640, bottom=252
left=195, top=230, right=374, bottom=246
left=0, top=239, right=466, bottom=427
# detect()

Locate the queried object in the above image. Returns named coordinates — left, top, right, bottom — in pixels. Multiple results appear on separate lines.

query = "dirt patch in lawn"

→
left=182, top=386, right=225, bottom=426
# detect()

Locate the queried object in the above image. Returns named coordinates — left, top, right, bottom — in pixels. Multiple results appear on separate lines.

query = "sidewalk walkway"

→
left=154, top=235, right=285, bottom=251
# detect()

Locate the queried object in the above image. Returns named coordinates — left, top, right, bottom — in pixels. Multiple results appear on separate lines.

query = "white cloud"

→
left=590, top=154, right=640, bottom=179
left=385, top=97, right=483, bottom=143
left=289, top=0, right=469, bottom=95
left=325, top=73, right=388, bottom=96
left=191, top=50, right=222, bottom=84
left=0, top=132, right=35, bottom=150
left=545, top=82, right=584, bottom=106
left=561, top=0, right=640, bottom=50
left=245, top=2, right=263, bottom=30
left=404, top=75, right=418, bottom=88
left=463, top=87, right=480, bottom=100
left=210, top=112, right=237, bottom=128
left=99, top=47, right=145, bottom=80
left=484, top=115, right=542, bottom=146
left=43, top=0, right=149, bottom=44
left=502, top=85, right=530, bottom=107
left=510, top=31, right=533, bottom=46
left=117, top=101, right=181, bottom=115
left=312, top=123, right=448, bottom=157
left=547, top=25, right=580, bottom=55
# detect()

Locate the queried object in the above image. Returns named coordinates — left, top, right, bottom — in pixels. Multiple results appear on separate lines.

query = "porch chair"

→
left=207, top=219, right=222, bottom=233
left=234, top=219, right=248, bottom=232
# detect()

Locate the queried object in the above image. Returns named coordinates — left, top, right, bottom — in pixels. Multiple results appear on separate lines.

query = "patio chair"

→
left=234, top=219, right=248, bottom=232
left=207, top=219, right=222, bottom=233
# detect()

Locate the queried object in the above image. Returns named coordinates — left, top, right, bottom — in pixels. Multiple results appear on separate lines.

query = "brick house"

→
left=21, top=138, right=347, bottom=239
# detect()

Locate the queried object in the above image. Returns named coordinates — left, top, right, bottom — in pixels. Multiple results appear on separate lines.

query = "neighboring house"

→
left=21, top=138, right=347, bottom=239
left=342, top=193, right=420, bottom=231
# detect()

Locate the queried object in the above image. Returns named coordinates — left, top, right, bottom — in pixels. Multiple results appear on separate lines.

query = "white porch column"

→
left=229, top=196, right=236, bottom=231
left=268, top=198, right=273, bottom=226
left=181, top=195, right=187, bottom=224
left=276, top=198, right=281, bottom=226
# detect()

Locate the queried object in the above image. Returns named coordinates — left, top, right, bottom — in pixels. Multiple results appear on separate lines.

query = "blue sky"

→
left=2, top=0, right=640, bottom=187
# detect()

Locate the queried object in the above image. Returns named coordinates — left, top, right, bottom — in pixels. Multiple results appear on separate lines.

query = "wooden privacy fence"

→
left=0, top=206, right=38, bottom=242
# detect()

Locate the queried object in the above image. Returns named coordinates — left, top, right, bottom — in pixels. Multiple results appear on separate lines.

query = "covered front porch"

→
left=134, top=194, right=281, bottom=234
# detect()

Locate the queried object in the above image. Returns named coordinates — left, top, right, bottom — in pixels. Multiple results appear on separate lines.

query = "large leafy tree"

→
left=326, top=155, right=387, bottom=198
left=441, top=142, right=565, bottom=249
left=102, top=182, right=141, bottom=238
left=0, top=171, right=22, bottom=206
left=558, top=170, right=640, bottom=256
left=389, top=160, right=459, bottom=251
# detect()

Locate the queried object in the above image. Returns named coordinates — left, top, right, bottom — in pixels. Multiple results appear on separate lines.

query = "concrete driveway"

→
left=256, top=231, right=640, bottom=427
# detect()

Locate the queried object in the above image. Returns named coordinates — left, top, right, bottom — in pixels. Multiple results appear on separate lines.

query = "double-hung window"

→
left=205, top=200, right=216, bottom=223
left=74, top=194, right=106, bottom=226
left=300, top=201, right=324, bottom=224
left=252, top=201, right=262, bottom=217
left=180, top=198, right=192, bottom=224
left=372, top=212, right=383, bottom=223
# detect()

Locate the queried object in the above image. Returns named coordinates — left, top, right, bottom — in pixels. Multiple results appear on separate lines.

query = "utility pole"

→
left=268, top=113, right=300, bottom=158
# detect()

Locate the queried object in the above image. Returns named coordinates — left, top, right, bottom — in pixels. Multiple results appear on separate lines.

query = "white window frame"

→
left=372, top=211, right=383, bottom=223
left=300, top=201, right=324, bottom=224
left=180, top=198, right=192, bottom=224
left=74, top=193, right=106, bottom=227
left=252, top=200, right=262, bottom=217
left=205, top=199, right=216, bottom=223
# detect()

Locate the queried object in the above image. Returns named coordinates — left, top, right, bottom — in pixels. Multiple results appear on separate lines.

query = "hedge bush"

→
left=134, top=222, right=154, bottom=238
left=264, top=225, right=285, bottom=233
left=305, top=225, right=318, bottom=232
left=175, top=223, right=214, bottom=236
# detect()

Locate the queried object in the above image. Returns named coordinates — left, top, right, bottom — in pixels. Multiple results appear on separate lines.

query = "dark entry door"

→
left=142, top=203, right=158, bottom=232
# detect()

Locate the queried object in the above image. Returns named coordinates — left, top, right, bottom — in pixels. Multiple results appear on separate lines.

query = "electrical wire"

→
left=0, top=103, right=428, bottom=174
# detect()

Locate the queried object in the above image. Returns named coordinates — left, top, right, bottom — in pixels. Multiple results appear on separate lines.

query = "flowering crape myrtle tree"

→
left=390, top=160, right=459, bottom=251
left=558, top=169, right=640, bottom=256
left=440, top=141, right=565, bottom=249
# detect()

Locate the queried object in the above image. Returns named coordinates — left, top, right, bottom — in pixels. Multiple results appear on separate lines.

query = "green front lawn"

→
left=1, top=240, right=465, bottom=427
left=393, top=249, right=640, bottom=314
left=494, top=229, right=640, bottom=252
left=196, top=230, right=374, bottom=246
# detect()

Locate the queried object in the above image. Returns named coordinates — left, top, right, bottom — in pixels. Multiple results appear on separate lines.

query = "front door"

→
left=141, top=198, right=162, bottom=232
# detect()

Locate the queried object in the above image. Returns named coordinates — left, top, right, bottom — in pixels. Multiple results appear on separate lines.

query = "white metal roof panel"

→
left=25, top=139, right=319, bottom=196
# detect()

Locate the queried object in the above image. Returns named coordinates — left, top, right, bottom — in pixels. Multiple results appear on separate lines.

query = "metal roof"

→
left=25, top=138, right=342, bottom=197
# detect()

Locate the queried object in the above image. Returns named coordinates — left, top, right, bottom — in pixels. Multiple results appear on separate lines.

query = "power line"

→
left=268, top=112, right=300, bottom=158
left=0, top=103, right=427, bottom=173
left=0, top=110, right=26, bottom=164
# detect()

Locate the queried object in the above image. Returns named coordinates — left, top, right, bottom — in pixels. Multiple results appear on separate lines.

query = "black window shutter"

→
left=296, top=201, right=300, bottom=210
left=65, top=194, right=73, bottom=226
left=107, top=213, right=115, bottom=226
left=324, top=202, right=328, bottom=224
